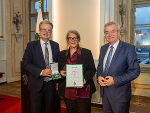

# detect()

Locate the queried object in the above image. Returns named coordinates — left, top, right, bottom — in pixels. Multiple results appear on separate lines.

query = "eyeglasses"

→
left=68, top=37, right=78, bottom=41
left=40, top=28, right=52, bottom=33
left=104, top=30, right=117, bottom=35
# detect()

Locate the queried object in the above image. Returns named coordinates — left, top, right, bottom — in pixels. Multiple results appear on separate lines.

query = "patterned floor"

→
left=0, top=81, right=150, bottom=113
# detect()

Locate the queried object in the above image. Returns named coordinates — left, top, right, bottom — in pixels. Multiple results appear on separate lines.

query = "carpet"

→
left=0, top=94, right=21, bottom=113
left=0, top=94, right=67, bottom=113
left=61, top=107, right=67, bottom=113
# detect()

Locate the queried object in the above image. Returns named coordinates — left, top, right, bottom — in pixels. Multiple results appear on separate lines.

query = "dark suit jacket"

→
left=58, top=48, right=96, bottom=97
left=97, top=41, right=140, bottom=102
left=22, top=40, right=60, bottom=92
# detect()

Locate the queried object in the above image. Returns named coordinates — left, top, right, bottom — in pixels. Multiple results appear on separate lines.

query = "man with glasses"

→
left=97, top=21, right=140, bottom=113
left=22, top=19, right=60, bottom=113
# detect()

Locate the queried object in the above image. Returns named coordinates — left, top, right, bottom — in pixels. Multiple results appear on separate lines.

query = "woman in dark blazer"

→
left=58, top=30, right=96, bottom=113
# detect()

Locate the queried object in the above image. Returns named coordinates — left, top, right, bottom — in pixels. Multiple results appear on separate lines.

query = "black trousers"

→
left=29, top=81, right=60, bottom=113
left=64, top=97, right=91, bottom=113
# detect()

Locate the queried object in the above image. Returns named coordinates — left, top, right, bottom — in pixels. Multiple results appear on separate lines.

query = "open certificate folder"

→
left=66, top=64, right=84, bottom=87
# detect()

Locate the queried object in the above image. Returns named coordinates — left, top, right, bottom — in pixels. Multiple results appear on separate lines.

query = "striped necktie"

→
left=45, top=43, right=49, bottom=68
left=104, top=46, right=113, bottom=73
left=44, top=43, right=52, bottom=82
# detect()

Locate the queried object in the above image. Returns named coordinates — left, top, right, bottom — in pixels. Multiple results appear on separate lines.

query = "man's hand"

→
left=60, top=70, right=66, bottom=77
left=105, top=76, right=114, bottom=86
left=42, top=69, right=52, bottom=77
left=98, top=76, right=107, bottom=86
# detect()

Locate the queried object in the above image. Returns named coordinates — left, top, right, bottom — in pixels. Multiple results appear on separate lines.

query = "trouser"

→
left=30, top=81, right=60, bottom=113
left=64, top=97, right=91, bottom=113
left=102, top=87, right=130, bottom=113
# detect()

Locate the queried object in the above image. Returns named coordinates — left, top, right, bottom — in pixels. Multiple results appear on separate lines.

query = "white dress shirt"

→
left=103, top=40, right=120, bottom=71
left=40, top=39, right=53, bottom=64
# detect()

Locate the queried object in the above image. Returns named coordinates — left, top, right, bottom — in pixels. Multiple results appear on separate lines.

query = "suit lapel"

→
left=100, top=44, right=109, bottom=74
left=49, top=40, right=55, bottom=62
left=101, top=44, right=109, bottom=66
left=37, top=40, right=45, bottom=67
left=109, top=41, right=123, bottom=70
left=76, top=48, right=82, bottom=64
left=102, top=44, right=109, bottom=61
left=77, top=53, right=82, bottom=64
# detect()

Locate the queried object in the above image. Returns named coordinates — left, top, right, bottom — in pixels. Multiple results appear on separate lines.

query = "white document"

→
left=66, top=64, right=83, bottom=87
left=50, top=63, right=61, bottom=79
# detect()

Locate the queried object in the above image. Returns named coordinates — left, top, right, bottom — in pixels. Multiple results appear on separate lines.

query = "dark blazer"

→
left=97, top=41, right=140, bottom=102
left=22, top=40, right=60, bottom=92
left=58, top=48, right=96, bottom=97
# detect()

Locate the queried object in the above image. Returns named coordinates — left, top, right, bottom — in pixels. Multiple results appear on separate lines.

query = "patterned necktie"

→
left=104, top=46, right=114, bottom=73
left=44, top=43, right=52, bottom=82
left=45, top=43, right=49, bottom=68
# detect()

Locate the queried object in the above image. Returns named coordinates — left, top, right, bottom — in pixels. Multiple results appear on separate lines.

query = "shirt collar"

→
left=109, top=40, right=119, bottom=50
left=65, top=48, right=81, bottom=56
left=40, top=39, right=50, bottom=45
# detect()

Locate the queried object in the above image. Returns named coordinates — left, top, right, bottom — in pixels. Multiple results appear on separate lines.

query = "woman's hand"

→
left=77, top=79, right=86, bottom=88
left=60, top=70, right=66, bottom=77
left=84, top=79, right=86, bottom=84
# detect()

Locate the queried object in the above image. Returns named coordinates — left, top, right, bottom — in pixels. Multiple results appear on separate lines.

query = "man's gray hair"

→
left=39, top=19, right=53, bottom=29
left=104, top=21, right=120, bottom=31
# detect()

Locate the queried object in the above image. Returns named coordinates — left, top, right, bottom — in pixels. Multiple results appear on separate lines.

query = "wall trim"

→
left=132, top=83, right=150, bottom=90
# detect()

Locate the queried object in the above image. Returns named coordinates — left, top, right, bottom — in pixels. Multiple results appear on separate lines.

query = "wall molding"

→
left=132, top=83, right=150, bottom=90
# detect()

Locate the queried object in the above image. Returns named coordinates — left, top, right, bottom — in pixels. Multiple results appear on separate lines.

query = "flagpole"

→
left=40, top=0, right=42, bottom=8
left=35, top=0, right=43, bottom=40
left=40, top=0, right=42, bottom=10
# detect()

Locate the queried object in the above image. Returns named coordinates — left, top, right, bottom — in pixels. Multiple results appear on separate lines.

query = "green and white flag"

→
left=35, top=8, right=43, bottom=40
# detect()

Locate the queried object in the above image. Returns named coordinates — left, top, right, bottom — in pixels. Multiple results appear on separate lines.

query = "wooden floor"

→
left=0, top=81, right=150, bottom=113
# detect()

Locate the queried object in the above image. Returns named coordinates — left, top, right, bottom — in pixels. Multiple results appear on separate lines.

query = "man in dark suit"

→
left=97, top=21, right=140, bottom=113
left=22, top=19, right=60, bottom=113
